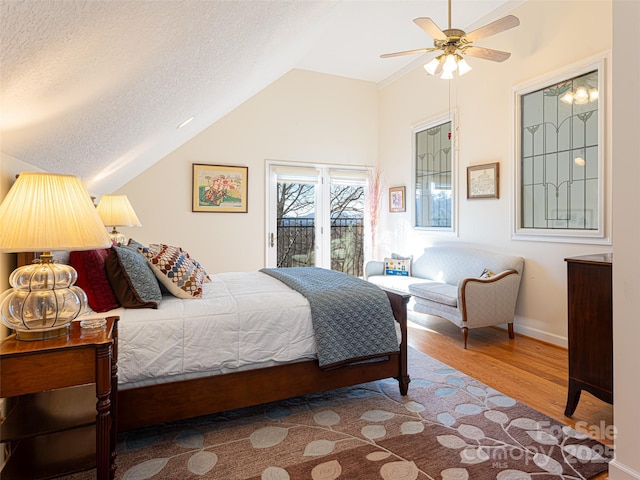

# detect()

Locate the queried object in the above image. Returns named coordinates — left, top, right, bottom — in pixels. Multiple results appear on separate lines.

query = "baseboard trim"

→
left=513, top=323, right=568, bottom=348
left=609, top=460, right=640, bottom=480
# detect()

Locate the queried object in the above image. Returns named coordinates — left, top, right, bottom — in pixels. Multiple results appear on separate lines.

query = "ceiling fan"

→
left=381, top=0, right=520, bottom=79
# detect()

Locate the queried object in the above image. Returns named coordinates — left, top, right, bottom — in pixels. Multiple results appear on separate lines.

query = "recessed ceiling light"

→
left=177, top=116, right=194, bottom=129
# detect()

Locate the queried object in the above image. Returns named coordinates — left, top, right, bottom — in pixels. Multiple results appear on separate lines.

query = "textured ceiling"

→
left=1, top=0, right=516, bottom=194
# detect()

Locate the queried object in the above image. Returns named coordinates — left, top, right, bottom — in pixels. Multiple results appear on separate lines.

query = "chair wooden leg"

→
left=508, top=323, right=515, bottom=339
left=462, top=327, right=469, bottom=349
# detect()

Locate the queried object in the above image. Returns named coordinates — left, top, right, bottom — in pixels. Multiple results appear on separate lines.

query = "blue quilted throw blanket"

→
left=260, top=267, right=399, bottom=369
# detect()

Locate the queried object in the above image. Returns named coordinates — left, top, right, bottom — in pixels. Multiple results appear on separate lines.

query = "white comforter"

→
left=82, top=272, right=316, bottom=389
left=78, top=271, right=401, bottom=390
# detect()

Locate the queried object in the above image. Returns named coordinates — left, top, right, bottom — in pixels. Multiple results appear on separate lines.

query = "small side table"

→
left=0, top=316, right=119, bottom=480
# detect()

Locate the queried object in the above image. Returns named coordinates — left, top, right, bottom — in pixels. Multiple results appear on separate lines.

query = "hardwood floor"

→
left=406, top=314, right=613, bottom=480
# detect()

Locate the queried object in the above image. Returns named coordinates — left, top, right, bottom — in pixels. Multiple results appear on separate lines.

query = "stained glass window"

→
left=514, top=56, right=608, bottom=244
left=521, top=71, right=599, bottom=230
left=414, top=119, right=454, bottom=230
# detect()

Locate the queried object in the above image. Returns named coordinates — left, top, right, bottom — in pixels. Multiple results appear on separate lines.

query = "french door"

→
left=266, top=162, right=368, bottom=277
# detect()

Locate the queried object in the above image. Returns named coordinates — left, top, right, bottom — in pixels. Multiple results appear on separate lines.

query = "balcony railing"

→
left=277, top=218, right=364, bottom=277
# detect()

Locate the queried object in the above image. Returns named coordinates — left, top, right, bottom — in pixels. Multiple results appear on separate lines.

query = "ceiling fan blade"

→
left=463, top=46, right=511, bottom=62
left=413, top=17, right=447, bottom=41
left=463, top=15, right=520, bottom=43
left=380, top=47, right=435, bottom=59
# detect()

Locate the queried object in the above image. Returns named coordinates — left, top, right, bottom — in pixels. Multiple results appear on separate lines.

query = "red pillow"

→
left=70, top=249, right=120, bottom=312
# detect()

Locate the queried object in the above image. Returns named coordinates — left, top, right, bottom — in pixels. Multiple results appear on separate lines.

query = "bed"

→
left=17, top=252, right=411, bottom=432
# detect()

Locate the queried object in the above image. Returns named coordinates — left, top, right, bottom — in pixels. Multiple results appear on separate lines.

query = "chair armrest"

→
left=364, top=260, right=385, bottom=280
left=458, top=270, right=521, bottom=325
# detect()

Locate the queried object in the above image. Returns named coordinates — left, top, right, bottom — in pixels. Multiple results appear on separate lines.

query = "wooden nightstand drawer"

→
left=1, top=348, right=95, bottom=397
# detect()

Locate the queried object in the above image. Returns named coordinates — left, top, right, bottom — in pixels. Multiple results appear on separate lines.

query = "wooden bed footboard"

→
left=117, top=289, right=411, bottom=432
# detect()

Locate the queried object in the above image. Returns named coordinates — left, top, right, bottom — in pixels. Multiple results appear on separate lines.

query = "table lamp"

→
left=96, top=194, right=142, bottom=245
left=0, top=172, right=112, bottom=340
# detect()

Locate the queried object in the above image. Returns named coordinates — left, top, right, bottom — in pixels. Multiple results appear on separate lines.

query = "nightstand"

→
left=0, top=316, right=118, bottom=480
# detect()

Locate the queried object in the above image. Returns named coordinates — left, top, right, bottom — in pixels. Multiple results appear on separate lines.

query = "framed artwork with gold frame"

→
left=192, top=164, right=248, bottom=213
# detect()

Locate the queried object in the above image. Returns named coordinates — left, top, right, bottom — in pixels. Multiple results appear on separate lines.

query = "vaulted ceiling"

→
left=1, top=0, right=516, bottom=193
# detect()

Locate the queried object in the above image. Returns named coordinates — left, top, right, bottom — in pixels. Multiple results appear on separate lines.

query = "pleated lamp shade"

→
left=0, top=172, right=112, bottom=340
left=96, top=194, right=141, bottom=245
left=96, top=194, right=142, bottom=228
left=0, top=172, right=112, bottom=253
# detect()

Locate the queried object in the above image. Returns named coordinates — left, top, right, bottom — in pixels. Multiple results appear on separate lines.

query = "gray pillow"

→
left=127, top=237, right=147, bottom=251
left=105, top=245, right=162, bottom=309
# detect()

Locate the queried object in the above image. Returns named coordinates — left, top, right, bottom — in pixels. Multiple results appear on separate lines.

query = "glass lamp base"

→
left=15, top=324, right=70, bottom=341
left=108, top=230, right=126, bottom=245
left=1, top=258, right=86, bottom=341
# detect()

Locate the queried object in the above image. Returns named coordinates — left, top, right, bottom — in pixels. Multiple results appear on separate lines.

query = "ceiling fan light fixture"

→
left=442, top=54, right=458, bottom=73
left=424, top=57, right=441, bottom=75
left=381, top=1, right=519, bottom=80
left=560, top=85, right=598, bottom=105
left=441, top=69, right=454, bottom=80
left=573, top=86, right=589, bottom=105
left=560, top=91, right=574, bottom=104
left=457, top=57, right=472, bottom=76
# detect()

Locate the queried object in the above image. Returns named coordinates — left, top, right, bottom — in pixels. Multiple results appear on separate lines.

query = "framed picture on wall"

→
left=467, top=162, right=499, bottom=199
left=389, top=186, right=406, bottom=212
left=192, top=164, right=248, bottom=212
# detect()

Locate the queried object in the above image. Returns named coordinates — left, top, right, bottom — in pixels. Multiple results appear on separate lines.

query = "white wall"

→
left=377, top=0, right=613, bottom=346
left=0, top=153, right=36, bottom=464
left=610, top=1, right=640, bottom=478
left=0, top=153, right=44, bottom=339
left=117, top=69, right=378, bottom=273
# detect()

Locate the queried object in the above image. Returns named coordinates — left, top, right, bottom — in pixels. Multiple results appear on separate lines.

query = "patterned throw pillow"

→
left=480, top=268, right=495, bottom=279
left=180, top=248, right=211, bottom=283
left=105, top=245, right=162, bottom=309
left=384, top=257, right=411, bottom=276
left=140, top=244, right=205, bottom=299
left=70, top=249, right=120, bottom=312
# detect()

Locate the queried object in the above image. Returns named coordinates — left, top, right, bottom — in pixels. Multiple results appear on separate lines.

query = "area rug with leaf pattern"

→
left=113, top=347, right=612, bottom=480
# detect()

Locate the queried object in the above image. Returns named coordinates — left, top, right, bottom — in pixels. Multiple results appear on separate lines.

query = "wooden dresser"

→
left=564, top=253, right=613, bottom=416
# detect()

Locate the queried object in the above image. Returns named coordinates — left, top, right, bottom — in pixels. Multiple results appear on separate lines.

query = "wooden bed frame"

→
left=117, top=289, right=411, bottom=431
left=16, top=252, right=411, bottom=433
